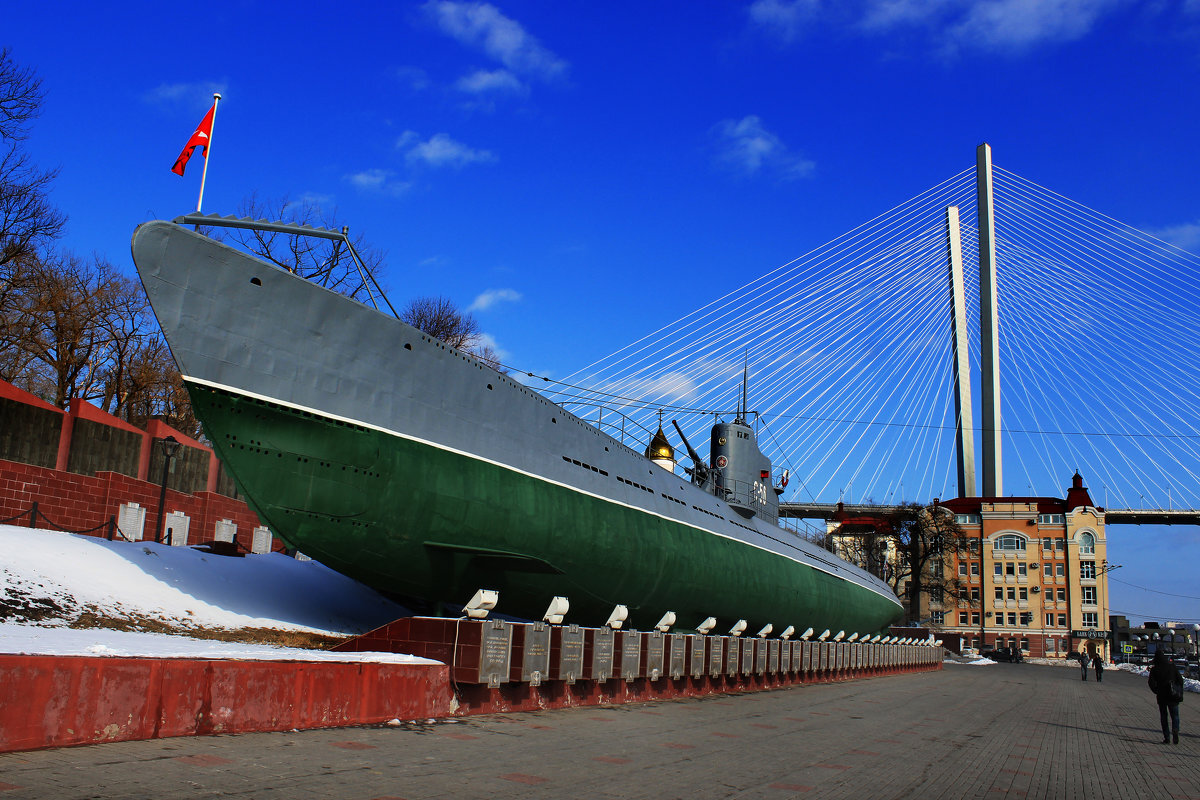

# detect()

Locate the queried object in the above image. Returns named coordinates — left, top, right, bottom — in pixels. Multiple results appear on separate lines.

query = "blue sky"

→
left=7, top=0, right=1200, bottom=626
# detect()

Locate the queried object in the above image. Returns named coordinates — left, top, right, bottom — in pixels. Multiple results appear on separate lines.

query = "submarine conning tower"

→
left=709, top=417, right=778, bottom=520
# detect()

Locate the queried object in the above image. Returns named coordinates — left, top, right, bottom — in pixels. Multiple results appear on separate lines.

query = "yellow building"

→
left=940, top=473, right=1111, bottom=659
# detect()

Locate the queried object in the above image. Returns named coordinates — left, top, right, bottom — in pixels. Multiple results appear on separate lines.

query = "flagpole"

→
left=195, top=93, right=221, bottom=213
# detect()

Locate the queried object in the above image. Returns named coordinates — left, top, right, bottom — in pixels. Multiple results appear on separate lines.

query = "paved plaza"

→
left=0, top=662, right=1195, bottom=799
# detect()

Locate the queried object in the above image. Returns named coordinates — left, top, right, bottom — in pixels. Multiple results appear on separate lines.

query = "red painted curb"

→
left=0, top=655, right=452, bottom=753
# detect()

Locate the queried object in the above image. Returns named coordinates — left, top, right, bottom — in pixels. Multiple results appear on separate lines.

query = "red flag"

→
left=171, top=105, right=216, bottom=176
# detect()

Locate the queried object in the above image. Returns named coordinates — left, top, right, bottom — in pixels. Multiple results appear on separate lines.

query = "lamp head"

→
left=604, top=605, right=629, bottom=630
left=655, top=611, right=677, bottom=633
left=543, top=596, right=569, bottom=625
left=800, top=627, right=814, bottom=641
left=696, top=616, right=717, bottom=635
left=756, top=623, right=773, bottom=639
left=780, top=625, right=795, bottom=640
left=729, top=619, right=747, bottom=637
left=462, top=589, right=499, bottom=620
left=818, top=629, right=831, bottom=642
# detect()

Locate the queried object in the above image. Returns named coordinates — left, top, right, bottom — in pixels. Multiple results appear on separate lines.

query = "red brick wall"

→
left=0, top=457, right=283, bottom=552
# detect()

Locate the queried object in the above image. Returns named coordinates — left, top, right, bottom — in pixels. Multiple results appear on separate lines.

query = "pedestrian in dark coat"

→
left=1147, top=650, right=1184, bottom=744
left=1093, top=653, right=1104, bottom=682
left=1079, top=650, right=1088, bottom=681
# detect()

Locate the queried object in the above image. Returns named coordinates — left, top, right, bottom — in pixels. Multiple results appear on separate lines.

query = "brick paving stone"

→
left=0, top=664, right=1197, bottom=799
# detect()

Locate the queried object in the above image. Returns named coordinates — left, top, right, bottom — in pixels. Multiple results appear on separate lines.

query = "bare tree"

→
left=885, top=502, right=968, bottom=624
left=401, top=296, right=481, bottom=350
left=0, top=48, right=65, bottom=266
left=215, top=193, right=385, bottom=303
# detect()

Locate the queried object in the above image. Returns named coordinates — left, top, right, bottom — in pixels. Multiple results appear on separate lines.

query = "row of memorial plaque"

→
left=464, top=620, right=938, bottom=688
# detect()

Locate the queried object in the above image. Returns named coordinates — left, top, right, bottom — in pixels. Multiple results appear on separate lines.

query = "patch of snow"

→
left=0, top=622, right=437, bottom=663
left=0, top=525, right=433, bottom=662
left=0, top=524, right=406, bottom=635
left=1114, top=661, right=1200, bottom=693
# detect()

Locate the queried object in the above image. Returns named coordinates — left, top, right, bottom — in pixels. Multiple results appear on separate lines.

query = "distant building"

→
left=827, top=472, right=1112, bottom=659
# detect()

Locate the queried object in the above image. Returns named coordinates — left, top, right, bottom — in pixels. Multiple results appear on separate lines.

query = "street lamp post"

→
left=153, top=436, right=181, bottom=544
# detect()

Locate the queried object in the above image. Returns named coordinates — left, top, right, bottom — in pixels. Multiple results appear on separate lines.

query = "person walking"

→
left=1147, top=650, right=1184, bottom=744
left=1079, top=650, right=1088, bottom=681
left=1093, top=652, right=1104, bottom=682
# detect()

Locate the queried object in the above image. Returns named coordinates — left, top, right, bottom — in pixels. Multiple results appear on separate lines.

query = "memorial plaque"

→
left=835, top=642, right=845, bottom=671
left=819, top=642, right=829, bottom=672
left=780, top=640, right=792, bottom=673
left=556, top=624, right=585, bottom=684
left=648, top=633, right=667, bottom=681
left=710, top=636, right=726, bottom=677
left=741, top=637, right=755, bottom=675
left=689, top=634, right=706, bottom=679
left=668, top=634, right=687, bottom=679
left=768, top=639, right=780, bottom=674
left=726, top=637, right=740, bottom=674
left=755, top=639, right=767, bottom=674
left=621, top=630, right=643, bottom=682
left=853, top=643, right=862, bottom=669
left=519, top=621, right=552, bottom=685
left=587, top=627, right=615, bottom=681
left=801, top=641, right=812, bottom=673
left=478, top=619, right=513, bottom=688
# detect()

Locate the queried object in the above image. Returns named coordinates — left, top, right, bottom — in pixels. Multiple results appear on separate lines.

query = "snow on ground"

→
left=0, top=525, right=436, bottom=663
left=0, top=622, right=435, bottom=663
left=1113, top=660, right=1200, bottom=694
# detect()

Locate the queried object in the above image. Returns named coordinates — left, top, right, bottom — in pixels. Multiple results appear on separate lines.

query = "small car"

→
left=981, top=646, right=1023, bottom=663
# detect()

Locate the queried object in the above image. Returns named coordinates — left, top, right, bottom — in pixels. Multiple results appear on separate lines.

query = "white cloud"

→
left=423, top=1, right=567, bottom=80
left=144, top=81, right=227, bottom=107
left=394, top=66, right=431, bottom=91
left=748, top=0, right=821, bottom=42
left=749, top=0, right=1131, bottom=53
left=401, top=132, right=496, bottom=169
left=455, top=68, right=527, bottom=95
left=473, top=332, right=511, bottom=363
left=1148, top=220, right=1200, bottom=253
left=467, top=288, right=522, bottom=312
left=946, top=0, right=1126, bottom=50
left=712, top=115, right=815, bottom=180
left=345, top=169, right=411, bottom=196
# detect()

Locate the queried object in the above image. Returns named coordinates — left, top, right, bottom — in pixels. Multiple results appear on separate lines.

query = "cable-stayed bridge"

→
left=538, top=144, right=1200, bottom=530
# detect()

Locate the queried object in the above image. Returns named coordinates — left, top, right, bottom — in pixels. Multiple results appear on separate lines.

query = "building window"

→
left=971, top=588, right=980, bottom=602
left=1020, top=638, right=1029, bottom=651
left=1082, top=612, right=1098, bottom=627
left=971, top=613, right=980, bottom=625
left=994, top=534, right=1027, bottom=551
left=968, top=539, right=979, bottom=553
left=1019, top=587, right=1028, bottom=601
left=959, top=562, right=968, bottom=576
left=995, top=587, right=1004, bottom=600
left=1007, top=612, right=1017, bottom=626
left=1038, top=513, right=1065, bottom=524
left=995, top=563, right=1003, bottom=577
left=956, top=513, right=981, bottom=524
left=971, top=637, right=979, bottom=648
left=971, top=562, right=979, bottom=576
left=1058, top=614, right=1066, bottom=627
left=931, top=611, right=945, bottom=624
left=1057, top=588, right=1066, bottom=602
left=1056, top=564, right=1065, bottom=577
left=1007, top=588, right=1016, bottom=600
left=1080, top=561, right=1096, bottom=580
left=1079, top=532, right=1095, bottom=555
left=996, top=615, right=1004, bottom=626
left=1045, top=614, right=1054, bottom=627
left=1044, top=563, right=1053, bottom=577
left=1055, top=539, right=1064, bottom=551
left=1006, top=563, right=1016, bottom=576
left=1081, top=586, right=1097, bottom=605
left=1018, top=563, right=1027, bottom=577
left=1042, top=537, right=1053, bottom=549
left=959, top=612, right=969, bottom=625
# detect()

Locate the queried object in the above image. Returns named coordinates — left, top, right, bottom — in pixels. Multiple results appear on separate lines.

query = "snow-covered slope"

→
left=0, top=525, right=428, bottom=663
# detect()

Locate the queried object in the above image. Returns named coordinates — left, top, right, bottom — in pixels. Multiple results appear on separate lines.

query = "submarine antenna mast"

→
left=737, top=350, right=749, bottom=425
